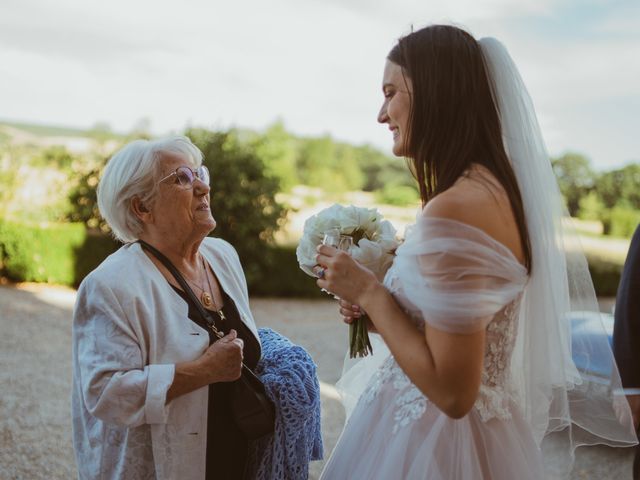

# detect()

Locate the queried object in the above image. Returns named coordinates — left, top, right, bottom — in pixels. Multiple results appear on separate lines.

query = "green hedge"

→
left=586, top=253, right=624, bottom=297
left=246, top=245, right=324, bottom=298
left=0, top=220, right=86, bottom=284
left=0, top=220, right=625, bottom=299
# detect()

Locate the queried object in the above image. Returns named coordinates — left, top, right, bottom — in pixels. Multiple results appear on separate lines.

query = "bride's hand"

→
left=316, top=244, right=379, bottom=306
left=338, top=299, right=378, bottom=332
left=338, top=299, right=361, bottom=324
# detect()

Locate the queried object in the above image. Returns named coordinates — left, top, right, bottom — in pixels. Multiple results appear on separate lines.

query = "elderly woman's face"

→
left=152, top=154, right=216, bottom=239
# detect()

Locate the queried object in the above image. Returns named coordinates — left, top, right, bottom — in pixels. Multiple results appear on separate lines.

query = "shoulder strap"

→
left=137, top=239, right=221, bottom=338
left=138, top=239, right=261, bottom=378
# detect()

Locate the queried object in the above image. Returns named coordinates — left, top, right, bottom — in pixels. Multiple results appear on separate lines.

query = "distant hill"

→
left=0, top=120, right=125, bottom=154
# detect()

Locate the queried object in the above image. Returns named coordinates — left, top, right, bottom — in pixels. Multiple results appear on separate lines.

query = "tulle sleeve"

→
left=392, top=215, right=528, bottom=334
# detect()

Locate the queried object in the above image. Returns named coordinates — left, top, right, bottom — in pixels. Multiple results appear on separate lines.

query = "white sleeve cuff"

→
left=145, top=363, right=175, bottom=424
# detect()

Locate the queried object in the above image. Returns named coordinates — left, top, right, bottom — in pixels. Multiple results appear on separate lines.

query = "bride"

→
left=315, top=25, right=637, bottom=479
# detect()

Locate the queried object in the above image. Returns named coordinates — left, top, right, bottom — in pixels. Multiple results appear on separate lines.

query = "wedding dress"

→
left=321, top=216, right=544, bottom=479
left=320, top=36, right=637, bottom=480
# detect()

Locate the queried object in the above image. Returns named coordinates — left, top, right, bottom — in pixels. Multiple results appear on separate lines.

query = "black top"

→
left=172, top=285, right=260, bottom=480
left=613, top=224, right=640, bottom=388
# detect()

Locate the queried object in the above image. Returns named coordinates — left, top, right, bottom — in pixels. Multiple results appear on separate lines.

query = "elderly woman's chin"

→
left=197, top=213, right=216, bottom=237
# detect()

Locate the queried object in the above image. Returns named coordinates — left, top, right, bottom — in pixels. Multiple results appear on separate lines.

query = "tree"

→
left=186, top=128, right=288, bottom=285
left=67, top=162, right=110, bottom=232
left=595, top=164, right=640, bottom=210
left=252, top=120, right=298, bottom=191
left=551, top=153, right=595, bottom=217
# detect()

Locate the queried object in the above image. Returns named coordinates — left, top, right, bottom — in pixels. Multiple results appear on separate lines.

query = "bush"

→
left=247, top=245, right=324, bottom=298
left=578, top=191, right=605, bottom=222
left=609, top=206, right=640, bottom=238
left=187, top=128, right=288, bottom=288
left=586, top=253, right=623, bottom=297
left=72, top=231, right=122, bottom=287
left=375, top=184, right=420, bottom=207
left=0, top=220, right=86, bottom=284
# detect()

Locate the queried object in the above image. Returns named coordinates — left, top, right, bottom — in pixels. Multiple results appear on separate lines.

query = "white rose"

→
left=352, top=239, right=394, bottom=280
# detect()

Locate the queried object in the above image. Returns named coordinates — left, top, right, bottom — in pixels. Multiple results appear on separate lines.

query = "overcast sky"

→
left=1, top=0, right=638, bottom=170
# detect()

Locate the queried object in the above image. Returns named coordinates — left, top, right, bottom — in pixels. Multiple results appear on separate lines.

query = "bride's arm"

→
left=356, top=277, right=485, bottom=419
left=317, top=250, right=485, bottom=418
left=317, top=186, right=517, bottom=419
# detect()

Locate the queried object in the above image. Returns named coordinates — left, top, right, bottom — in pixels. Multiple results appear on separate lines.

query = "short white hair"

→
left=97, top=135, right=203, bottom=243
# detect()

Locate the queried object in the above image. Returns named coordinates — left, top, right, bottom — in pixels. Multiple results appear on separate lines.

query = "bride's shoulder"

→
left=423, top=168, right=502, bottom=222
left=421, top=166, right=524, bottom=262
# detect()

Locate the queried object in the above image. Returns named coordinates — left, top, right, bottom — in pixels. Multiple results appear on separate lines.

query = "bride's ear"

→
left=131, top=196, right=153, bottom=223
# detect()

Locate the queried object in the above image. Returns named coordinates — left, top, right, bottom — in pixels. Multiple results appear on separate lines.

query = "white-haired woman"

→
left=71, top=136, right=261, bottom=479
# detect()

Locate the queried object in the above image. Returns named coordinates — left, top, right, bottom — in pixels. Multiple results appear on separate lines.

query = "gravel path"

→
left=0, top=284, right=634, bottom=479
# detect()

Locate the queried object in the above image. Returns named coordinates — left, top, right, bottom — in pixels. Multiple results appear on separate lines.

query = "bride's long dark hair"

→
left=389, top=24, right=532, bottom=273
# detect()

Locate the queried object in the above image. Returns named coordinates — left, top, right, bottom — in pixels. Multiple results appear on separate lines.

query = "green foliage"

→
left=248, top=245, right=324, bottom=297
left=375, top=184, right=420, bottom=206
left=594, top=164, right=640, bottom=210
left=0, top=220, right=86, bottom=284
left=252, top=121, right=298, bottom=191
left=552, top=153, right=595, bottom=217
left=294, top=136, right=379, bottom=193
left=586, top=253, right=624, bottom=297
left=609, top=205, right=640, bottom=238
left=0, top=158, right=20, bottom=218
left=186, top=128, right=288, bottom=288
left=356, top=145, right=413, bottom=191
left=578, top=191, right=606, bottom=222
left=30, top=145, right=76, bottom=169
left=72, top=232, right=122, bottom=287
left=66, top=164, right=110, bottom=232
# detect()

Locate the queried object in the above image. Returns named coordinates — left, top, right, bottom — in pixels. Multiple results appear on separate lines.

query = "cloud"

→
left=0, top=0, right=637, bottom=168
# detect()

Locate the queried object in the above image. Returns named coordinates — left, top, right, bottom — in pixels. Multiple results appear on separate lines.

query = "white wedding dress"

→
left=320, top=216, right=545, bottom=479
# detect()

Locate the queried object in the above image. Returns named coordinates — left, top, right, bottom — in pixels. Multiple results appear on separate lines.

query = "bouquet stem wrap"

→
left=349, top=314, right=373, bottom=358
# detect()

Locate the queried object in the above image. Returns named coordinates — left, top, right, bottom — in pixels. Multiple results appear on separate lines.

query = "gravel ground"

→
left=0, top=284, right=634, bottom=479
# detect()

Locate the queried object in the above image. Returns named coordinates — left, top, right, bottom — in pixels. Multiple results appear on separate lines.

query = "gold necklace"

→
left=201, top=256, right=226, bottom=322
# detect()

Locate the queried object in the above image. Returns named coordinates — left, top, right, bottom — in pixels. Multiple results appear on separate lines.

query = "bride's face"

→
left=378, top=60, right=413, bottom=157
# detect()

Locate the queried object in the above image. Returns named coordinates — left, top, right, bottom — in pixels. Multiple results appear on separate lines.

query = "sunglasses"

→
left=158, top=165, right=210, bottom=188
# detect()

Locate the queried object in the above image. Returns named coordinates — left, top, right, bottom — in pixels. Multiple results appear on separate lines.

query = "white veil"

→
left=479, top=37, right=636, bottom=475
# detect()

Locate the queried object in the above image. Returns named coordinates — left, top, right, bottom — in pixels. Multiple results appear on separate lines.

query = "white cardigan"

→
left=71, top=238, right=260, bottom=480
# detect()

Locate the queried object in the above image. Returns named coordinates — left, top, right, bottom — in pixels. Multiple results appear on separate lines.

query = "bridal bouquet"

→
left=296, top=204, right=398, bottom=358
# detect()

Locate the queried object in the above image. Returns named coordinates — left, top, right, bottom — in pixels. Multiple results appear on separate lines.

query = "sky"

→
left=1, top=0, right=638, bottom=170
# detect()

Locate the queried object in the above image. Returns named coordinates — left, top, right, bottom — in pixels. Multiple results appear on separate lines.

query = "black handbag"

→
left=138, top=240, right=275, bottom=440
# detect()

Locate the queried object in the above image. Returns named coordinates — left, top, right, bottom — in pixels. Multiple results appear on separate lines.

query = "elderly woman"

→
left=71, top=136, right=263, bottom=479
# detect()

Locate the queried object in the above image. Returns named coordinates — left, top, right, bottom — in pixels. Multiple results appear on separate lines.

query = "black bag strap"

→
left=137, top=239, right=263, bottom=380
left=138, top=239, right=225, bottom=337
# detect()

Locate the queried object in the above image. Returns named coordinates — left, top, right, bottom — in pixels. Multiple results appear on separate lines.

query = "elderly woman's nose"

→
left=193, top=178, right=210, bottom=194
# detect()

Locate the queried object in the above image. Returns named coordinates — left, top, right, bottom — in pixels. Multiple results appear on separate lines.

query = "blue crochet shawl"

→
left=247, top=328, right=323, bottom=479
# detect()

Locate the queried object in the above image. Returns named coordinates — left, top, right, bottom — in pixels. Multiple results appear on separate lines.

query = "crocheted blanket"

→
left=247, top=328, right=323, bottom=479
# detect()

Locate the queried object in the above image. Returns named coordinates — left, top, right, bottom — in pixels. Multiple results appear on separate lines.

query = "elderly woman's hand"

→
left=199, top=329, right=244, bottom=383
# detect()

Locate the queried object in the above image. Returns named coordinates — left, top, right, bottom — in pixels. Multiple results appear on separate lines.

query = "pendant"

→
left=201, top=292, right=213, bottom=308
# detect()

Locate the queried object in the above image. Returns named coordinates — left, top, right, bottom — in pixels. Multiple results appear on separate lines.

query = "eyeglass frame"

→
left=157, top=165, right=210, bottom=188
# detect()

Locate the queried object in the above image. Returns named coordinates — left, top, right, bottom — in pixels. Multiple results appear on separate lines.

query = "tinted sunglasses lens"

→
left=197, top=166, right=210, bottom=185
left=175, top=167, right=194, bottom=186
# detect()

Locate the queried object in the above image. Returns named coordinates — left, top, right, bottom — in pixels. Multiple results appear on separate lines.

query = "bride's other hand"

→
left=316, top=244, right=379, bottom=306
left=339, top=299, right=379, bottom=333
left=339, top=299, right=361, bottom=324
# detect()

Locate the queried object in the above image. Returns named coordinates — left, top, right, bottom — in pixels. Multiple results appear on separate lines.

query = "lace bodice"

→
left=359, top=263, right=524, bottom=433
